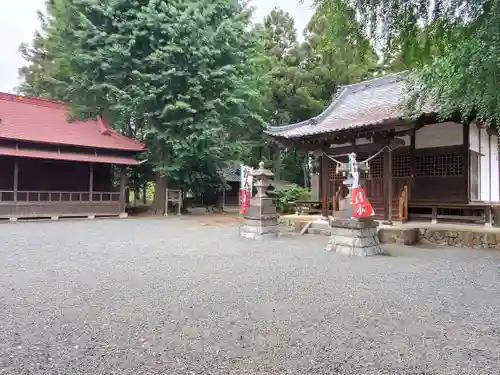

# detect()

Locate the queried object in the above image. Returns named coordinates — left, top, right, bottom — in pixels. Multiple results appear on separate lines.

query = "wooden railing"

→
left=398, top=184, right=409, bottom=222
left=0, top=190, right=120, bottom=203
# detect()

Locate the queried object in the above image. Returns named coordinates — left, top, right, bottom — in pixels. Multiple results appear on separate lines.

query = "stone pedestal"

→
left=240, top=216, right=280, bottom=239
left=326, top=217, right=382, bottom=256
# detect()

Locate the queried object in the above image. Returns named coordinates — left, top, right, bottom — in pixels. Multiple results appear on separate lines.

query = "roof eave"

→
left=266, top=87, right=350, bottom=135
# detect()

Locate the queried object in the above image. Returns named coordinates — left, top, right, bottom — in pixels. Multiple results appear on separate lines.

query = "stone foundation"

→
left=326, top=218, right=383, bottom=256
left=280, top=217, right=500, bottom=250
left=420, top=229, right=500, bottom=249
left=240, top=216, right=280, bottom=240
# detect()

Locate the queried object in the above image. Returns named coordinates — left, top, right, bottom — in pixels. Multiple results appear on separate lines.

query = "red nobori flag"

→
left=351, top=187, right=374, bottom=218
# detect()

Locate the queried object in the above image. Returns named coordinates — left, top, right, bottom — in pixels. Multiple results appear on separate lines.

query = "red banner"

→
left=240, top=189, right=251, bottom=214
left=351, top=187, right=374, bottom=219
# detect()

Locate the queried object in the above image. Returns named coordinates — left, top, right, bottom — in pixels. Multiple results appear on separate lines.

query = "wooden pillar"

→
left=89, top=163, right=94, bottom=201
left=119, top=166, right=127, bottom=215
left=383, top=145, right=393, bottom=223
left=410, top=129, right=416, bottom=177
left=477, top=123, right=482, bottom=199
left=13, top=158, right=19, bottom=202
left=488, top=131, right=492, bottom=201
left=320, top=154, right=328, bottom=218
left=463, top=122, right=470, bottom=201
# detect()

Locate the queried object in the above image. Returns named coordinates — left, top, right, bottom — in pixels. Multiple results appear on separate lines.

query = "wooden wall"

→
left=0, top=157, right=114, bottom=192
left=321, top=121, right=471, bottom=218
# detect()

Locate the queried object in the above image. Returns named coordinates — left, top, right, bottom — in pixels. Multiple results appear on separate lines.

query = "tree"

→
left=257, top=5, right=379, bottom=184
left=17, top=0, right=79, bottom=101
left=307, top=0, right=379, bottom=85
left=21, top=0, right=266, bottom=214
left=314, top=0, right=500, bottom=127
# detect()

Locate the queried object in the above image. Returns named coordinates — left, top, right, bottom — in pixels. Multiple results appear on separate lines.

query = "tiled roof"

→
left=266, top=72, right=425, bottom=139
left=0, top=93, right=145, bottom=151
left=219, top=163, right=241, bottom=182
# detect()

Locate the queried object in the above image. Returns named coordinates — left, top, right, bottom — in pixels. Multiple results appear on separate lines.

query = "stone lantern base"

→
left=239, top=215, right=280, bottom=239
left=326, top=217, right=382, bottom=256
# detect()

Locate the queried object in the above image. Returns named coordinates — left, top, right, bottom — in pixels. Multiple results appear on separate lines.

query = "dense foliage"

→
left=314, top=0, right=500, bottom=127
left=273, top=186, right=312, bottom=214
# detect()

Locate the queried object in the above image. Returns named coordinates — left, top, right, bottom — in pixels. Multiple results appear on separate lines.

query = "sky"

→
left=0, top=0, right=315, bottom=93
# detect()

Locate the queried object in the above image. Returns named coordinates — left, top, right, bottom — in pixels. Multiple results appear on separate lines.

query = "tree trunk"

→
left=142, top=183, right=147, bottom=204
left=150, top=174, right=167, bottom=215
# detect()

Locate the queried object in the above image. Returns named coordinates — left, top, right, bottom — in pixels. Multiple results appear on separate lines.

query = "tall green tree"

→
left=20, top=0, right=266, bottom=213
left=258, top=5, right=379, bottom=184
left=17, top=0, right=79, bottom=101
left=314, top=0, right=500, bottom=127
left=307, top=0, right=379, bottom=84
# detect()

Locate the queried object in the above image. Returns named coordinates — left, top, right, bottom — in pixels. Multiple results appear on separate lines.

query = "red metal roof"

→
left=0, top=146, right=139, bottom=165
left=0, top=93, right=145, bottom=151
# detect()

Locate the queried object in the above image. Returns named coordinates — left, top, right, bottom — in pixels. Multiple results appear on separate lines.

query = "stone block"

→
left=402, top=229, right=420, bottom=245
left=378, top=230, right=397, bottom=244
left=331, top=227, right=378, bottom=238
left=244, top=217, right=279, bottom=227
left=240, top=230, right=279, bottom=240
left=325, top=218, right=382, bottom=256
left=293, top=221, right=307, bottom=233
left=487, top=234, right=496, bottom=245
left=464, top=233, right=474, bottom=248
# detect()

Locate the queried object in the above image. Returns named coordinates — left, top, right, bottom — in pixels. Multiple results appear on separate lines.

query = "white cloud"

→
left=0, top=0, right=314, bottom=93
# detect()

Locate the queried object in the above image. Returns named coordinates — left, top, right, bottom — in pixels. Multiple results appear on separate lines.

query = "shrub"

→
left=272, top=186, right=311, bottom=213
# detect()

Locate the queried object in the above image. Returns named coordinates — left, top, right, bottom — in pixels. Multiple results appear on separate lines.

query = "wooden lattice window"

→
left=328, top=162, right=344, bottom=181
left=415, top=154, right=463, bottom=177
left=392, top=154, right=411, bottom=177
left=369, top=154, right=384, bottom=178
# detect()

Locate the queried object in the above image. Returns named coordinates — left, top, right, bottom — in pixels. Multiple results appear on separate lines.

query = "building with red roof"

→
left=0, top=93, right=146, bottom=220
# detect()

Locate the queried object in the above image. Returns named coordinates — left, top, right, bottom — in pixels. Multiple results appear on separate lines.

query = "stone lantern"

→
left=239, top=161, right=280, bottom=239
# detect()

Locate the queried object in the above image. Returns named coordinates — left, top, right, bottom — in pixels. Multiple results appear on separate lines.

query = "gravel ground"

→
left=1, top=216, right=500, bottom=374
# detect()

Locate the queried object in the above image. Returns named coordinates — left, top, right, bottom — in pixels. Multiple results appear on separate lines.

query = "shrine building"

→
left=267, top=73, right=499, bottom=225
left=0, top=93, right=145, bottom=220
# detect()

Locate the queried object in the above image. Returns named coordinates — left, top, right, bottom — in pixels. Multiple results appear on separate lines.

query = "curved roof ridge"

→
left=265, top=71, right=413, bottom=139
left=266, top=72, right=408, bottom=136
left=343, top=71, right=406, bottom=93
left=267, top=87, right=349, bottom=134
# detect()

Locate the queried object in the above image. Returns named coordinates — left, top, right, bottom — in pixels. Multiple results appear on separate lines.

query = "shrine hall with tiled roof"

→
left=266, top=72, right=433, bottom=140
left=0, top=93, right=145, bottom=165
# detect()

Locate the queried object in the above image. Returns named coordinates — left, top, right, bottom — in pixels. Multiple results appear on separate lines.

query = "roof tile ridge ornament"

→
left=96, top=115, right=111, bottom=135
left=0, top=92, right=67, bottom=110
left=105, top=126, right=147, bottom=149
